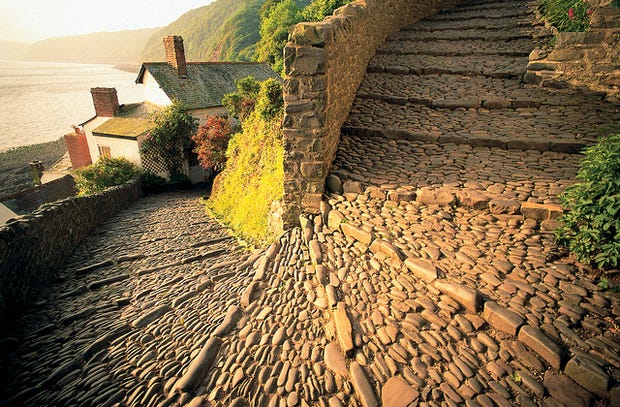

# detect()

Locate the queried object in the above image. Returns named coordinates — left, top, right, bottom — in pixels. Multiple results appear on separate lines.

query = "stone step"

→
left=344, top=98, right=616, bottom=150
left=387, top=27, right=547, bottom=43
left=368, top=54, right=528, bottom=78
left=356, top=73, right=600, bottom=108
left=441, top=0, right=535, bottom=13
left=377, top=38, right=535, bottom=57
left=425, top=2, right=531, bottom=21
left=330, top=133, right=580, bottom=205
left=406, top=17, right=537, bottom=32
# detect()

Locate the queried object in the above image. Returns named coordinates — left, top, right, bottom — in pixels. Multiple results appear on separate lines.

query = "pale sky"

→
left=0, top=0, right=215, bottom=43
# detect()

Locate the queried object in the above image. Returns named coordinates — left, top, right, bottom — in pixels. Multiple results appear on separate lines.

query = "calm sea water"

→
left=0, top=60, right=145, bottom=152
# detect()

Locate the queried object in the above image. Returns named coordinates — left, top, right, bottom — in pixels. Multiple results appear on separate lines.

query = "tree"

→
left=301, top=0, right=350, bottom=21
left=254, top=0, right=303, bottom=74
left=192, top=116, right=233, bottom=171
left=223, top=76, right=262, bottom=120
left=140, top=100, right=198, bottom=176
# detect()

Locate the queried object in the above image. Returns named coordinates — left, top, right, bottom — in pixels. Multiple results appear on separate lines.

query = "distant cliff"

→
left=0, top=28, right=159, bottom=64
left=140, top=0, right=265, bottom=62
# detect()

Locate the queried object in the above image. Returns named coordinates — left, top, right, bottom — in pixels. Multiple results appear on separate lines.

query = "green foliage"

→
left=539, top=0, right=591, bottom=32
left=140, top=101, right=198, bottom=176
left=74, top=157, right=141, bottom=196
left=255, top=0, right=305, bottom=75
left=208, top=77, right=285, bottom=245
left=556, top=134, right=620, bottom=269
left=141, top=0, right=251, bottom=61
left=192, top=116, right=233, bottom=171
left=140, top=171, right=166, bottom=193
left=255, top=78, right=284, bottom=121
left=223, top=76, right=262, bottom=120
left=208, top=112, right=284, bottom=245
left=212, top=0, right=265, bottom=61
left=301, top=0, right=350, bottom=21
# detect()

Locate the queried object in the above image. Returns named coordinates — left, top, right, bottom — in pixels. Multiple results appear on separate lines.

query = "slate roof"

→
left=135, top=62, right=279, bottom=110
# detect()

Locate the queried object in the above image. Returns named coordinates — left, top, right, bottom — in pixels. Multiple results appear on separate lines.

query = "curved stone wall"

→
left=281, top=0, right=462, bottom=224
left=0, top=180, right=143, bottom=323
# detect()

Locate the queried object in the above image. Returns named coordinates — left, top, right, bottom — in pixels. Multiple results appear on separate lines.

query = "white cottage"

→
left=70, top=35, right=278, bottom=183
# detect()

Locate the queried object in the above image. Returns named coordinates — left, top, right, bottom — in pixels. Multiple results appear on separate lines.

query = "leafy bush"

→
left=539, top=0, right=591, bottom=32
left=255, top=0, right=305, bottom=75
left=141, top=171, right=166, bottom=193
left=208, top=77, right=285, bottom=245
left=192, top=116, right=233, bottom=171
left=74, top=157, right=141, bottom=196
left=223, top=76, right=262, bottom=120
left=301, top=0, right=350, bottom=21
left=556, top=134, right=620, bottom=269
left=255, top=78, right=284, bottom=121
left=140, top=100, right=198, bottom=176
left=207, top=112, right=284, bottom=245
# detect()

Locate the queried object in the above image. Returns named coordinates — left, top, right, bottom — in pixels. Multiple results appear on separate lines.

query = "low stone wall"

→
left=525, top=5, right=620, bottom=99
left=281, top=0, right=462, bottom=225
left=0, top=180, right=143, bottom=323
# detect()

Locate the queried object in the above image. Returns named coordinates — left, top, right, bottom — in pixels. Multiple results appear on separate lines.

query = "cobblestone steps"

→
left=357, top=73, right=601, bottom=107
left=378, top=38, right=536, bottom=57
left=0, top=190, right=256, bottom=407
left=343, top=98, right=613, bottom=151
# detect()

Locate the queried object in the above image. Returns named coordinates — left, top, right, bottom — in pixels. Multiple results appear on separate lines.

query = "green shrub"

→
left=207, top=77, right=285, bottom=245
left=556, top=134, right=620, bottom=269
left=255, top=78, right=284, bottom=121
left=141, top=171, right=166, bottom=193
left=74, top=157, right=141, bottom=196
left=301, top=0, right=350, bottom=21
left=539, top=0, right=591, bottom=32
left=208, top=112, right=284, bottom=245
left=140, top=100, right=198, bottom=176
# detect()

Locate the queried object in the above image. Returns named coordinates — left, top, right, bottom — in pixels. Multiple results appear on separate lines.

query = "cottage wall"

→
left=0, top=180, right=143, bottom=323
left=142, top=70, right=173, bottom=106
left=91, top=135, right=143, bottom=166
left=83, top=116, right=110, bottom=164
left=281, top=0, right=462, bottom=225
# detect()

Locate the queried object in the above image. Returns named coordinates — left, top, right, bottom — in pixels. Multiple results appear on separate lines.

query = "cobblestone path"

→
left=2, top=0, right=620, bottom=406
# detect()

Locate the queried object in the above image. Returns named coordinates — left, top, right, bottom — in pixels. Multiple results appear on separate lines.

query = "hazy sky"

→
left=0, top=0, right=215, bottom=43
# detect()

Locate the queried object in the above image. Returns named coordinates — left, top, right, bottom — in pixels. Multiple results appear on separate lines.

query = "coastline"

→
left=0, top=138, right=68, bottom=200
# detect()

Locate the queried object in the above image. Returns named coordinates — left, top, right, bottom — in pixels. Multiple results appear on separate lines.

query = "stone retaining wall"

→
left=526, top=5, right=620, bottom=99
left=281, top=0, right=462, bottom=225
left=0, top=180, right=143, bottom=323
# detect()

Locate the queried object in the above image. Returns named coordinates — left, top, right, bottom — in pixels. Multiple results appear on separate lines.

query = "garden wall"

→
left=281, top=0, right=463, bottom=225
left=525, top=5, right=620, bottom=99
left=0, top=180, right=143, bottom=323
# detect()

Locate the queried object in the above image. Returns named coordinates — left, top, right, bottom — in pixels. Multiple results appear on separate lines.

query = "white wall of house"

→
left=91, top=135, right=142, bottom=167
left=142, top=70, right=173, bottom=106
left=82, top=116, right=110, bottom=164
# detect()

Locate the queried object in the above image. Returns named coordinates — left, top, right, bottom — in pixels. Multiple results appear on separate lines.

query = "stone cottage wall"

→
left=0, top=180, right=142, bottom=323
left=281, top=0, right=462, bottom=225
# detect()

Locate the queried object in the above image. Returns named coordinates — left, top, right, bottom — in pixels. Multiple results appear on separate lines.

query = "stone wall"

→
left=281, top=0, right=462, bottom=225
left=0, top=180, right=143, bottom=323
left=525, top=5, right=620, bottom=99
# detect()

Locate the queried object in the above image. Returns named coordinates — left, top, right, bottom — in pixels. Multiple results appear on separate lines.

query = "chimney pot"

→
left=164, top=36, right=187, bottom=77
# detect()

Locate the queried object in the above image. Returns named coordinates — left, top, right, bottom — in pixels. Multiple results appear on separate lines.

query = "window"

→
left=98, top=145, right=111, bottom=158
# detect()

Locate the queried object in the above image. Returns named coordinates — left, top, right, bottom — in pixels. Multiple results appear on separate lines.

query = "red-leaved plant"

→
left=192, top=116, right=232, bottom=171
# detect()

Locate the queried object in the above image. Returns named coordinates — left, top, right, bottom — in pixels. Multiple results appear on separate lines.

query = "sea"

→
left=0, top=59, right=145, bottom=152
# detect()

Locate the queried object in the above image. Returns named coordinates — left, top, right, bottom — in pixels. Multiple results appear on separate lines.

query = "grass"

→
left=0, top=138, right=67, bottom=199
left=539, top=0, right=591, bottom=32
left=206, top=111, right=284, bottom=246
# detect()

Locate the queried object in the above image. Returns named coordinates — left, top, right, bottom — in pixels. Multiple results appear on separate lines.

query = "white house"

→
left=68, top=35, right=278, bottom=183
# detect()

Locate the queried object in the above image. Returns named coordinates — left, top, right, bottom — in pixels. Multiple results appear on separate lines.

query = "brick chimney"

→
left=164, top=35, right=188, bottom=77
left=90, top=87, right=120, bottom=117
